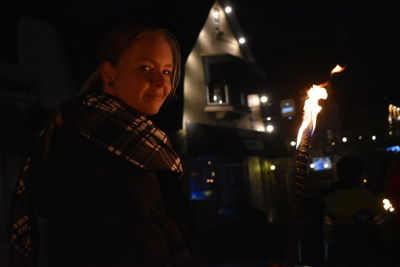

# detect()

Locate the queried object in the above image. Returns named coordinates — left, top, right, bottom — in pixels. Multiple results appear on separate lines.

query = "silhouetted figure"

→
left=323, top=155, right=392, bottom=267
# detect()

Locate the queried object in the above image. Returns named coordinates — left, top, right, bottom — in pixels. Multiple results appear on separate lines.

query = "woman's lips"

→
left=145, top=94, right=164, bottom=100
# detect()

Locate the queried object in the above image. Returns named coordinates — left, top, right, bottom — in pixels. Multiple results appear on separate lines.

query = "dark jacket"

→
left=28, top=103, right=197, bottom=267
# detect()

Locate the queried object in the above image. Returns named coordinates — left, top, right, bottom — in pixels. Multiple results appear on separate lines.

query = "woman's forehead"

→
left=125, top=33, right=173, bottom=61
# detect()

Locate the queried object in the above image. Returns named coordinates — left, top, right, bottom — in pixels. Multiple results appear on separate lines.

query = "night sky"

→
left=2, top=0, right=399, bottom=111
left=233, top=0, right=399, bottom=105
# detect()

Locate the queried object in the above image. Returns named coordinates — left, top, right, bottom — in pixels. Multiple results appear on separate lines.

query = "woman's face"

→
left=102, top=32, right=173, bottom=115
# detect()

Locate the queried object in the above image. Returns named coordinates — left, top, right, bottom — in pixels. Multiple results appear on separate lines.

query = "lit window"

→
left=208, top=81, right=229, bottom=105
left=212, top=8, right=220, bottom=19
left=212, top=8, right=220, bottom=28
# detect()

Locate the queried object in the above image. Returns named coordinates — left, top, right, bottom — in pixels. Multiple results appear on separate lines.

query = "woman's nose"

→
left=152, top=71, right=167, bottom=87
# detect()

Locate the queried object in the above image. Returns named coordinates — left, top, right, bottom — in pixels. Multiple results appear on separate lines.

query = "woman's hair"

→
left=79, top=24, right=181, bottom=97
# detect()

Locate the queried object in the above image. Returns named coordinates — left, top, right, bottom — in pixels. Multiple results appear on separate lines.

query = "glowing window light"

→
left=358, top=136, right=363, bottom=140
left=270, top=165, right=276, bottom=171
left=290, top=141, right=296, bottom=147
left=211, top=171, right=215, bottom=177
left=260, top=95, right=268, bottom=103
left=208, top=161, right=212, bottom=165
left=224, top=6, right=232, bottom=13
left=212, top=8, right=220, bottom=19
left=372, top=135, right=376, bottom=141
left=310, top=163, right=315, bottom=168
left=342, top=137, right=348, bottom=143
left=331, top=142, right=336, bottom=146
left=266, top=124, right=274, bottom=133
left=247, top=94, right=260, bottom=107
left=238, top=37, right=246, bottom=44
left=255, top=123, right=266, bottom=132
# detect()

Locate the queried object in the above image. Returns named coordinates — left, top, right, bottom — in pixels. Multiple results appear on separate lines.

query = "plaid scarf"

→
left=10, top=92, right=183, bottom=265
left=75, top=93, right=183, bottom=173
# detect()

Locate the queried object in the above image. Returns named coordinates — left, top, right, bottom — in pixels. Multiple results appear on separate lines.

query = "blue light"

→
left=311, top=157, right=332, bottom=171
left=190, top=191, right=213, bottom=200
left=386, top=146, right=400, bottom=153
left=282, top=106, right=294, bottom=114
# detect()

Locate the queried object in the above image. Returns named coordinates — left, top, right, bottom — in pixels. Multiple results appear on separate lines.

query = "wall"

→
left=183, top=1, right=245, bottom=129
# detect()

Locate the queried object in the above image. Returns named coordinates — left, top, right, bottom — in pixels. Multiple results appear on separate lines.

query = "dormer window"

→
left=212, top=8, right=220, bottom=28
left=207, top=80, right=229, bottom=105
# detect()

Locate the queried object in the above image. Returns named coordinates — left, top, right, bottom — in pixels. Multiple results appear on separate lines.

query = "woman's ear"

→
left=100, top=61, right=116, bottom=94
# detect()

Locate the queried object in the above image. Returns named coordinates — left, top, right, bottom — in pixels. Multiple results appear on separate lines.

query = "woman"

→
left=10, top=24, right=198, bottom=267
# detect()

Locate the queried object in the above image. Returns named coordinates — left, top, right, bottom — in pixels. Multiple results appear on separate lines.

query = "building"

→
left=179, top=0, right=294, bottom=228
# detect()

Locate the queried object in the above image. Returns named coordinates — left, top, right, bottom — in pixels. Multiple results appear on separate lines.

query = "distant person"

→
left=323, top=155, right=392, bottom=265
left=10, top=24, right=201, bottom=267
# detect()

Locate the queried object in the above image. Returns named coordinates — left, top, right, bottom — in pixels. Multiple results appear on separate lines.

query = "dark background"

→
left=1, top=0, right=399, bottom=126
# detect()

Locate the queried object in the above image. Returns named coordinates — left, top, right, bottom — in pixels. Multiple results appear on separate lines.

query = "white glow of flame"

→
left=296, top=85, right=327, bottom=148
left=383, top=198, right=395, bottom=212
left=296, top=65, right=345, bottom=149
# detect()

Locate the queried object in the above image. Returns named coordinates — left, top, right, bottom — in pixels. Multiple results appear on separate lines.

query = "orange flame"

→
left=296, top=85, right=327, bottom=148
left=330, top=64, right=346, bottom=76
left=296, top=65, right=345, bottom=149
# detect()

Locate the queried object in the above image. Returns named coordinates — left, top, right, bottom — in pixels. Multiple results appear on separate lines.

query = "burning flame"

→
left=296, top=65, right=345, bottom=149
left=330, top=64, right=346, bottom=76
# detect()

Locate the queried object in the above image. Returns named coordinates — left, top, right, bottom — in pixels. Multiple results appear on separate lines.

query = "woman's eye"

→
left=139, top=65, right=152, bottom=71
left=163, top=70, right=172, bottom=76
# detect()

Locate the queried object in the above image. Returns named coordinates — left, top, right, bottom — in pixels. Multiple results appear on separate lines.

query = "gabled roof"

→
left=218, top=0, right=255, bottom=62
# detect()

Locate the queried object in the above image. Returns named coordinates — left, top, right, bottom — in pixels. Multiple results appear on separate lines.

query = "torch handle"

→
left=286, top=132, right=311, bottom=266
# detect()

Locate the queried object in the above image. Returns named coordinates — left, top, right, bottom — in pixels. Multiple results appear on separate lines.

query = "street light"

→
left=266, top=124, right=274, bottom=133
left=260, top=95, right=268, bottom=103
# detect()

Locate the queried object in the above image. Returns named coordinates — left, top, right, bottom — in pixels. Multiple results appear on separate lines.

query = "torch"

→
left=286, top=65, right=345, bottom=266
